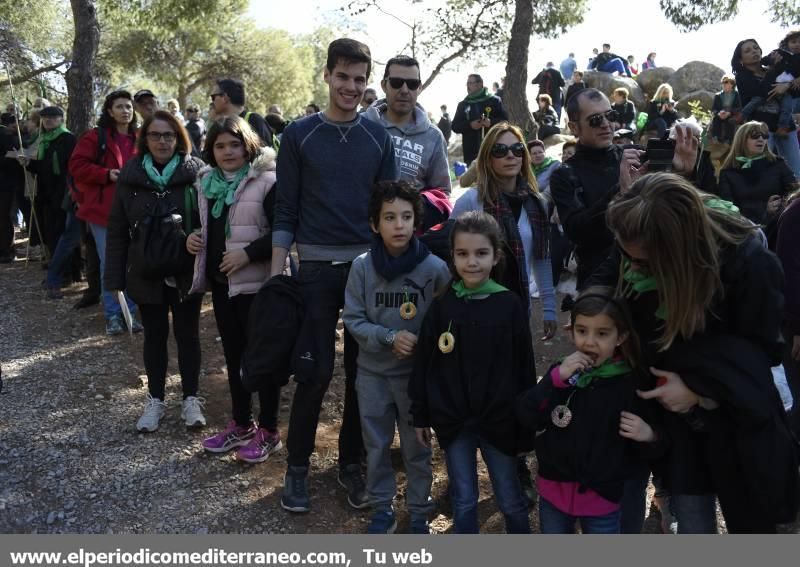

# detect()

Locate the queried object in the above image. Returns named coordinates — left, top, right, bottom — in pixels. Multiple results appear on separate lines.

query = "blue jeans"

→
left=46, top=207, right=81, bottom=289
left=444, top=427, right=530, bottom=533
left=539, top=497, right=621, bottom=534
left=599, top=58, right=632, bottom=77
left=671, top=493, right=718, bottom=534
left=88, top=222, right=136, bottom=321
left=769, top=130, right=800, bottom=179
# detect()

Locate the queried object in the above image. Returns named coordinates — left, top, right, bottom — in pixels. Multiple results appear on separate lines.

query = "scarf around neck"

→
left=452, top=278, right=508, bottom=298
left=533, top=156, right=555, bottom=176
left=143, top=153, right=180, bottom=192
left=735, top=153, right=766, bottom=169
left=567, top=356, right=632, bottom=388
left=369, top=236, right=430, bottom=282
left=202, top=164, right=250, bottom=219
left=37, top=124, right=70, bottom=175
left=463, top=87, right=492, bottom=104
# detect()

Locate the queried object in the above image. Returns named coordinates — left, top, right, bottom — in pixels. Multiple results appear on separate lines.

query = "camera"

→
left=644, top=138, right=675, bottom=172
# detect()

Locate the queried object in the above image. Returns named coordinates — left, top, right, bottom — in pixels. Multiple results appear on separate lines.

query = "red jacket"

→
left=68, top=127, right=136, bottom=226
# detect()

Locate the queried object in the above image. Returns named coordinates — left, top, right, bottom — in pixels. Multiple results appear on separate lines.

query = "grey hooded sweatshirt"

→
left=363, top=100, right=452, bottom=193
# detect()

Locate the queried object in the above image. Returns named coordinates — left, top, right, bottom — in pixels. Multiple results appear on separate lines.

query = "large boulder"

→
left=676, top=90, right=715, bottom=117
left=636, top=67, right=676, bottom=97
left=582, top=71, right=645, bottom=108
left=670, top=61, right=727, bottom=99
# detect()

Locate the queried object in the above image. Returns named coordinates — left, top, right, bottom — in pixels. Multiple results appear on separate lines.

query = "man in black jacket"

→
left=211, top=78, right=274, bottom=148
left=532, top=62, right=566, bottom=120
left=589, top=43, right=633, bottom=77
left=451, top=74, right=508, bottom=165
left=0, top=114, right=23, bottom=263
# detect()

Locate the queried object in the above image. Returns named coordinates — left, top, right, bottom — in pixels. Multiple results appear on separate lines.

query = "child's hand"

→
left=392, top=330, right=417, bottom=359
left=186, top=230, right=203, bottom=255
left=415, top=427, right=432, bottom=448
left=619, top=411, right=655, bottom=442
left=558, top=351, right=595, bottom=380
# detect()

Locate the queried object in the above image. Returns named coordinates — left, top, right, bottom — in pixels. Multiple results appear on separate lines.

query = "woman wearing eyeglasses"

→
left=105, top=110, right=205, bottom=433
left=719, top=121, right=798, bottom=248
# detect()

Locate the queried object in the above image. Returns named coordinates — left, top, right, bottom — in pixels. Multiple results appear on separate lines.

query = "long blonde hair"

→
left=475, top=122, right=539, bottom=206
left=606, top=173, right=755, bottom=351
left=653, top=83, right=673, bottom=101
left=721, top=121, right=776, bottom=170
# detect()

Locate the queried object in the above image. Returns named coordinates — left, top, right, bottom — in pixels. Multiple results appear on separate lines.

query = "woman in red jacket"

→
left=68, top=90, right=140, bottom=335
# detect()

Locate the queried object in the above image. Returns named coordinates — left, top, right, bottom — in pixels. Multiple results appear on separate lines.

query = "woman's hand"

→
left=108, top=169, right=120, bottom=183
left=185, top=230, right=203, bottom=255
left=792, top=336, right=800, bottom=361
left=219, top=249, right=250, bottom=275
left=558, top=351, right=595, bottom=380
left=619, top=147, right=647, bottom=194
left=415, top=427, right=432, bottom=448
left=769, top=82, right=791, bottom=99
left=637, top=367, right=700, bottom=413
left=541, top=320, right=557, bottom=341
left=718, top=110, right=730, bottom=120
left=672, top=124, right=699, bottom=175
left=766, top=194, right=784, bottom=216
left=392, top=330, right=418, bottom=359
left=619, top=411, right=656, bottom=442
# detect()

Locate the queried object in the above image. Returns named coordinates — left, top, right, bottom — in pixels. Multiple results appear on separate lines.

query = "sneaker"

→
left=106, top=315, right=125, bottom=336
left=409, top=515, right=431, bottom=534
left=338, top=463, right=369, bottom=509
left=181, top=396, right=206, bottom=429
left=367, top=510, right=397, bottom=534
left=281, top=465, right=311, bottom=513
left=130, top=315, right=143, bottom=333
left=201, top=420, right=257, bottom=453
left=136, top=395, right=167, bottom=432
left=236, top=427, right=282, bottom=463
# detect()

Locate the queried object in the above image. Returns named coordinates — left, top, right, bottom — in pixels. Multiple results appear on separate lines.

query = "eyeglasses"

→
left=209, top=92, right=224, bottom=101
left=619, top=246, right=649, bottom=269
left=490, top=142, right=526, bottom=158
left=386, top=77, right=421, bottom=90
left=146, top=132, right=177, bottom=143
left=586, top=110, right=619, bottom=128
left=748, top=132, right=769, bottom=140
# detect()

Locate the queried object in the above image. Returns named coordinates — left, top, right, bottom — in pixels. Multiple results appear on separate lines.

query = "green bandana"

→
left=202, top=164, right=250, bottom=237
left=463, top=87, right=493, bottom=104
left=622, top=259, right=666, bottom=320
left=568, top=357, right=632, bottom=388
left=532, top=156, right=555, bottom=176
left=143, top=154, right=180, bottom=192
left=452, top=278, right=508, bottom=298
left=705, top=197, right=740, bottom=215
left=735, top=153, right=766, bottom=169
left=37, top=124, right=70, bottom=176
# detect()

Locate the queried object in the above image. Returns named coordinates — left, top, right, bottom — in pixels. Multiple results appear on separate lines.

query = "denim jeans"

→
left=599, top=58, right=632, bottom=77
left=444, top=426, right=530, bottom=534
left=670, top=493, right=718, bottom=534
left=769, top=130, right=800, bottom=179
left=88, top=222, right=136, bottom=321
left=46, top=207, right=82, bottom=289
left=539, top=496, right=621, bottom=534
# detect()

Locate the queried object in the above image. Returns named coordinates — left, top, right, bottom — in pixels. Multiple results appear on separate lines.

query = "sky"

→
left=248, top=0, right=791, bottom=114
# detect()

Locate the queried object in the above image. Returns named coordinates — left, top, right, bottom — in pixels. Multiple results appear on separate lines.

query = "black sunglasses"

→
left=209, top=92, right=224, bottom=101
left=748, top=131, right=769, bottom=140
left=490, top=142, right=526, bottom=158
left=386, top=77, right=421, bottom=90
left=586, top=109, right=619, bottom=128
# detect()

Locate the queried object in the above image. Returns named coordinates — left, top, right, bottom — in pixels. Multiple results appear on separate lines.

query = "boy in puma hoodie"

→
left=343, top=180, right=451, bottom=534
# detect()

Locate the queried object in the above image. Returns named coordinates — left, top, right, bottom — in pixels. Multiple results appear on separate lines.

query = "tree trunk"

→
left=65, top=0, right=100, bottom=136
left=504, top=0, right=535, bottom=138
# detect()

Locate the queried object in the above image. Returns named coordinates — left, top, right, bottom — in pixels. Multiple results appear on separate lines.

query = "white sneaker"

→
left=181, top=396, right=206, bottom=429
left=136, top=395, right=167, bottom=432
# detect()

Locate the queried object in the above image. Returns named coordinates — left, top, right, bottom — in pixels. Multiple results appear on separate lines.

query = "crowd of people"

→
left=1, top=32, right=800, bottom=536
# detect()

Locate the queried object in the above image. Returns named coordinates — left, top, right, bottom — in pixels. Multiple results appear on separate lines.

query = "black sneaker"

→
left=337, top=463, right=369, bottom=509
left=281, top=465, right=310, bottom=513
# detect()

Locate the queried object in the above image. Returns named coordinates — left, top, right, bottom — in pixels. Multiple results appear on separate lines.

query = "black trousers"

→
left=81, top=221, right=101, bottom=296
left=138, top=286, right=202, bottom=400
left=0, top=190, right=14, bottom=256
left=211, top=280, right=281, bottom=430
left=286, top=261, right=362, bottom=468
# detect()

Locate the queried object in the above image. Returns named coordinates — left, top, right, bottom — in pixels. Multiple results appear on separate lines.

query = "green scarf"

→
left=532, top=156, right=555, bottom=176
left=142, top=154, right=180, bottom=192
left=568, top=357, right=631, bottom=388
left=452, top=278, right=508, bottom=298
left=735, top=153, right=766, bottom=169
left=463, top=87, right=492, bottom=104
left=622, top=259, right=666, bottom=320
left=705, top=197, right=740, bottom=215
left=202, top=164, right=250, bottom=237
left=37, top=124, right=70, bottom=175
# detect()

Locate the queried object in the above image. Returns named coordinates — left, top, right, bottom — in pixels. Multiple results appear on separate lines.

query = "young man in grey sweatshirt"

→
left=363, top=55, right=451, bottom=194
left=343, top=181, right=451, bottom=534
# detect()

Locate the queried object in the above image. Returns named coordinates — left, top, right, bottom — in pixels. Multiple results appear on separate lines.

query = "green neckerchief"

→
left=463, top=87, right=492, bottom=104
left=532, top=156, right=555, bottom=176
left=452, top=278, right=508, bottom=298
left=202, top=164, right=250, bottom=237
left=37, top=124, right=70, bottom=175
left=735, top=153, right=766, bottom=169
left=622, top=259, right=666, bottom=320
left=566, top=356, right=632, bottom=388
left=142, top=153, right=180, bottom=192
left=705, top=197, right=740, bottom=215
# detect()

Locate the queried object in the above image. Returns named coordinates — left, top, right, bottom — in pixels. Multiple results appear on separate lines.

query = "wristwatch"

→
left=383, top=329, right=397, bottom=346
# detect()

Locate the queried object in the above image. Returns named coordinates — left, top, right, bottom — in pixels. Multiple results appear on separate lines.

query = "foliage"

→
left=659, top=0, right=799, bottom=31
left=688, top=99, right=713, bottom=125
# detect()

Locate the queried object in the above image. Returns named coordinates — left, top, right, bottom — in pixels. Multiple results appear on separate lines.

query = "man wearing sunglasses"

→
left=452, top=74, right=508, bottom=165
left=210, top=78, right=274, bottom=149
left=363, top=56, right=451, bottom=194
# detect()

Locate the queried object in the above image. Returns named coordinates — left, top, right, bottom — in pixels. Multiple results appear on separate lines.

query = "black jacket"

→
left=646, top=100, right=678, bottom=129
left=550, top=143, right=623, bottom=287
left=711, top=91, right=742, bottom=113
left=242, top=274, right=303, bottom=392
left=611, top=100, right=636, bottom=129
left=451, top=95, right=508, bottom=165
left=105, top=153, right=203, bottom=304
left=735, top=69, right=789, bottom=132
left=532, top=68, right=565, bottom=103
left=0, top=125, right=23, bottom=193
left=565, top=82, right=586, bottom=104
left=27, top=131, right=77, bottom=210
left=587, top=238, right=798, bottom=529
left=409, top=289, right=536, bottom=455
left=517, top=364, right=664, bottom=503
left=719, top=158, right=796, bottom=225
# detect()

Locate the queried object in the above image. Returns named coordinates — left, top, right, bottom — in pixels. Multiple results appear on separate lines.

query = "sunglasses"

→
left=586, top=109, right=619, bottom=128
left=490, top=142, right=526, bottom=158
left=386, top=77, right=421, bottom=90
left=748, top=132, right=769, bottom=140
left=146, top=132, right=177, bottom=142
left=209, top=92, right=224, bottom=101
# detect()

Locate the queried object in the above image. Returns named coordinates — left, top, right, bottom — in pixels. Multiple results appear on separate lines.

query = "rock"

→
left=670, top=61, right=727, bottom=99
left=676, top=90, right=715, bottom=116
left=582, top=71, right=645, bottom=108
left=636, top=67, right=676, bottom=97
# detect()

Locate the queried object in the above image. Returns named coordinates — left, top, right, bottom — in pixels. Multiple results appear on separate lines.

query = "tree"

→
left=66, top=0, right=100, bottom=135
left=658, top=0, right=799, bottom=30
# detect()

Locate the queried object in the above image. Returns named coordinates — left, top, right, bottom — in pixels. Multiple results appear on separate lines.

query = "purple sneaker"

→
left=201, top=420, right=257, bottom=453
left=236, top=428, right=282, bottom=464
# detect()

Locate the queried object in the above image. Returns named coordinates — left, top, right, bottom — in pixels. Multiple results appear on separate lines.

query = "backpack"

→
left=128, top=190, right=194, bottom=279
left=67, top=127, right=107, bottom=206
